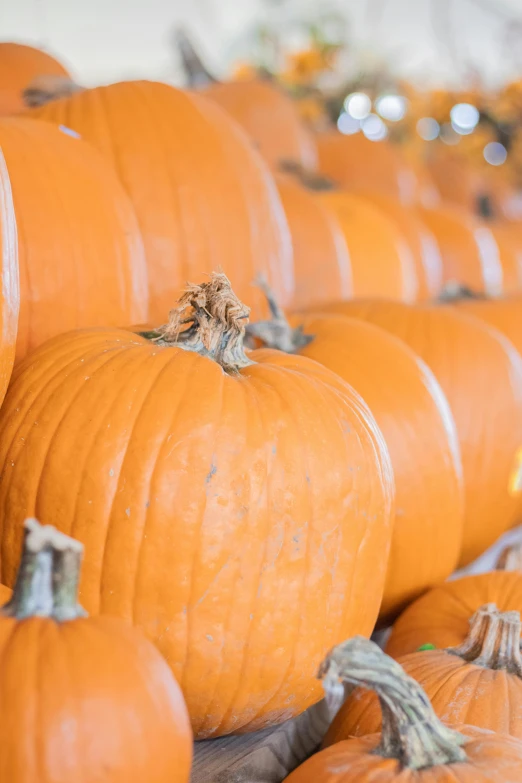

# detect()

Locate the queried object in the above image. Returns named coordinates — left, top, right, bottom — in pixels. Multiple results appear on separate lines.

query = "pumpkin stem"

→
left=143, top=272, right=254, bottom=373
left=438, top=281, right=486, bottom=302
left=0, top=518, right=87, bottom=622
left=318, top=636, right=467, bottom=770
left=246, top=274, right=314, bottom=353
left=279, top=160, right=337, bottom=191
left=447, top=603, right=522, bottom=676
left=23, top=75, right=84, bottom=108
left=497, top=541, right=522, bottom=571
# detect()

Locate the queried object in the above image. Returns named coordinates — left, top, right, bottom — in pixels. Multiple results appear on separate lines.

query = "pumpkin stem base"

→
left=448, top=602, right=522, bottom=676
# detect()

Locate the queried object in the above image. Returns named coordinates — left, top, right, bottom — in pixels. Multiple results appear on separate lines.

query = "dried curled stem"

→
left=448, top=603, right=522, bottom=676
left=1, top=518, right=86, bottom=622
left=246, top=275, right=313, bottom=353
left=148, top=272, right=254, bottom=373
left=23, top=75, right=84, bottom=107
left=497, top=541, right=522, bottom=572
left=319, top=636, right=467, bottom=770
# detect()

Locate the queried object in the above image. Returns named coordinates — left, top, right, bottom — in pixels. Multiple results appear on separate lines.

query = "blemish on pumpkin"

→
left=272, top=445, right=277, bottom=455
left=145, top=500, right=150, bottom=508
left=206, top=463, right=217, bottom=483
left=125, top=508, right=130, bottom=517
left=206, top=634, right=214, bottom=642
left=109, top=469, right=114, bottom=477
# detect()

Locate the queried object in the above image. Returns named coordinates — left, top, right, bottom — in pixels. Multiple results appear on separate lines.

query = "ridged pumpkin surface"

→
left=30, top=81, right=294, bottom=322
left=386, top=570, right=522, bottom=657
left=202, top=79, right=318, bottom=171
left=319, top=300, right=522, bottom=566
left=277, top=177, right=352, bottom=308
left=0, top=149, right=18, bottom=402
left=455, top=297, right=522, bottom=357
left=0, top=117, right=148, bottom=360
left=418, top=205, right=503, bottom=295
left=0, top=42, right=69, bottom=116
left=319, top=192, right=418, bottom=301
left=0, top=321, right=394, bottom=737
left=287, top=313, right=463, bottom=621
left=489, top=223, right=522, bottom=294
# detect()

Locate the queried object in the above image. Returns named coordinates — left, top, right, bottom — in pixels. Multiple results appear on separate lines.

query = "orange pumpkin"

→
left=284, top=636, right=522, bottom=783
left=0, top=148, right=18, bottom=401
left=318, top=300, right=522, bottom=566
left=0, top=273, right=394, bottom=738
left=326, top=604, right=522, bottom=743
left=426, top=147, right=482, bottom=212
left=0, top=517, right=192, bottom=782
left=385, top=570, right=522, bottom=658
left=316, top=132, right=416, bottom=203
left=0, top=42, right=69, bottom=116
left=29, top=80, right=294, bottom=322
left=489, top=223, right=522, bottom=294
left=202, top=79, right=318, bottom=171
left=319, top=192, right=418, bottom=301
left=249, top=298, right=463, bottom=621
left=0, top=117, right=149, bottom=360
left=276, top=176, right=352, bottom=308
left=454, top=296, right=522, bottom=357
left=418, top=205, right=503, bottom=296
left=354, top=190, right=444, bottom=300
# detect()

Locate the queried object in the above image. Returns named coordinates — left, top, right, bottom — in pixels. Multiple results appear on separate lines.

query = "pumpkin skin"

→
left=418, top=205, right=503, bottom=296
left=29, top=80, right=294, bottom=322
left=489, top=223, right=522, bottom=294
left=318, top=192, right=418, bottom=302
left=354, top=190, right=443, bottom=300
left=0, top=117, right=148, bottom=360
left=385, top=570, right=522, bottom=658
left=0, top=276, right=394, bottom=738
left=0, top=42, right=69, bottom=116
left=326, top=604, right=522, bottom=743
left=0, top=518, right=192, bottom=783
left=0, top=148, right=19, bottom=402
left=202, top=79, right=318, bottom=171
left=455, top=297, right=522, bottom=357
left=283, top=313, right=464, bottom=621
left=276, top=177, right=352, bottom=308
left=319, top=300, right=522, bottom=566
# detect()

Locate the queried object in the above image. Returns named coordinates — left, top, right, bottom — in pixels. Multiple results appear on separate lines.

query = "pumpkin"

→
left=202, top=79, right=318, bottom=171
left=426, top=147, right=482, bottom=212
left=318, top=300, right=522, bottom=566
left=276, top=176, right=352, bottom=309
left=249, top=290, right=463, bottom=622
left=316, top=132, right=416, bottom=203
left=284, top=636, right=522, bottom=783
left=0, top=148, right=19, bottom=401
left=318, top=192, right=418, bottom=301
left=0, top=517, right=192, bottom=782
left=418, top=205, right=503, bottom=296
left=0, top=272, right=394, bottom=738
left=385, top=570, right=522, bottom=658
left=498, top=540, right=522, bottom=570
left=453, top=296, right=522, bottom=357
left=354, top=190, right=444, bottom=300
left=0, top=42, right=69, bottom=116
left=0, top=117, right=149, bottom=360
left=29, top=80, right=294, bottom=322
left=489, top=223, right=522, bottom=294
left=326, top=604, right=522, bottom=743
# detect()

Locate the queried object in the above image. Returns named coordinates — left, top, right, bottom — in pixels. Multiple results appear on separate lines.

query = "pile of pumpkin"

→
left=2, top=40, right=522, bottom=782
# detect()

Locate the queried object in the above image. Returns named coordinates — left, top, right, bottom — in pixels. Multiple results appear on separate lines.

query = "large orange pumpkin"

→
left=316, top=132, right=416, bottom=203
left=318, top=192, right=418, bottom=301
left=0, top=117, right=148, bottom=360
left=284, top=636, right=522, bottom=783
left=319, top=300, right=522, bottom=566
left=418, top=205, right=503, bottom=295
left=326, top=604, right=522, bottom=743
left=276, top=176, right=352, bottom=308
left=0, top=517, right=192, bottom=782
left=385, top=570, right=522, bottom=658
left=0, top=42, right=69, bottom=116
left=29, top=80, right=294, bottom=322
left=202, top=79, right=317, bottom=171
left=454, top=296, right=522, bottom=357
left=0, top=273, right=394, bottom=738
left=0, top=148, right=18, bottom=401
left=250, top=301, right=463, bottom=621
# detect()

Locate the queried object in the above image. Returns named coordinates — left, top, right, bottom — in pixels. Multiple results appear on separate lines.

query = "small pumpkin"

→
left=318, top=299, right=522, bottom=566
left=276, top=175, right=352, bottom=309
left=284, top=636, right=522, bottom=783
left=29, top=80, right=294, bottom=322
left=326, top=603, right=522, bottom=743
left=249, top=287, right=464, bottom=622
left=0, top=42, right=69, bottom=116
left=0, top=517, right=192, bottom=782
left=0, top=272, right=394, bottom=738
left=0, top=148, right=19, bottom=402
left=385, top=570, right=522, bottom=658
left=0, top=116, right=149, bottom=360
